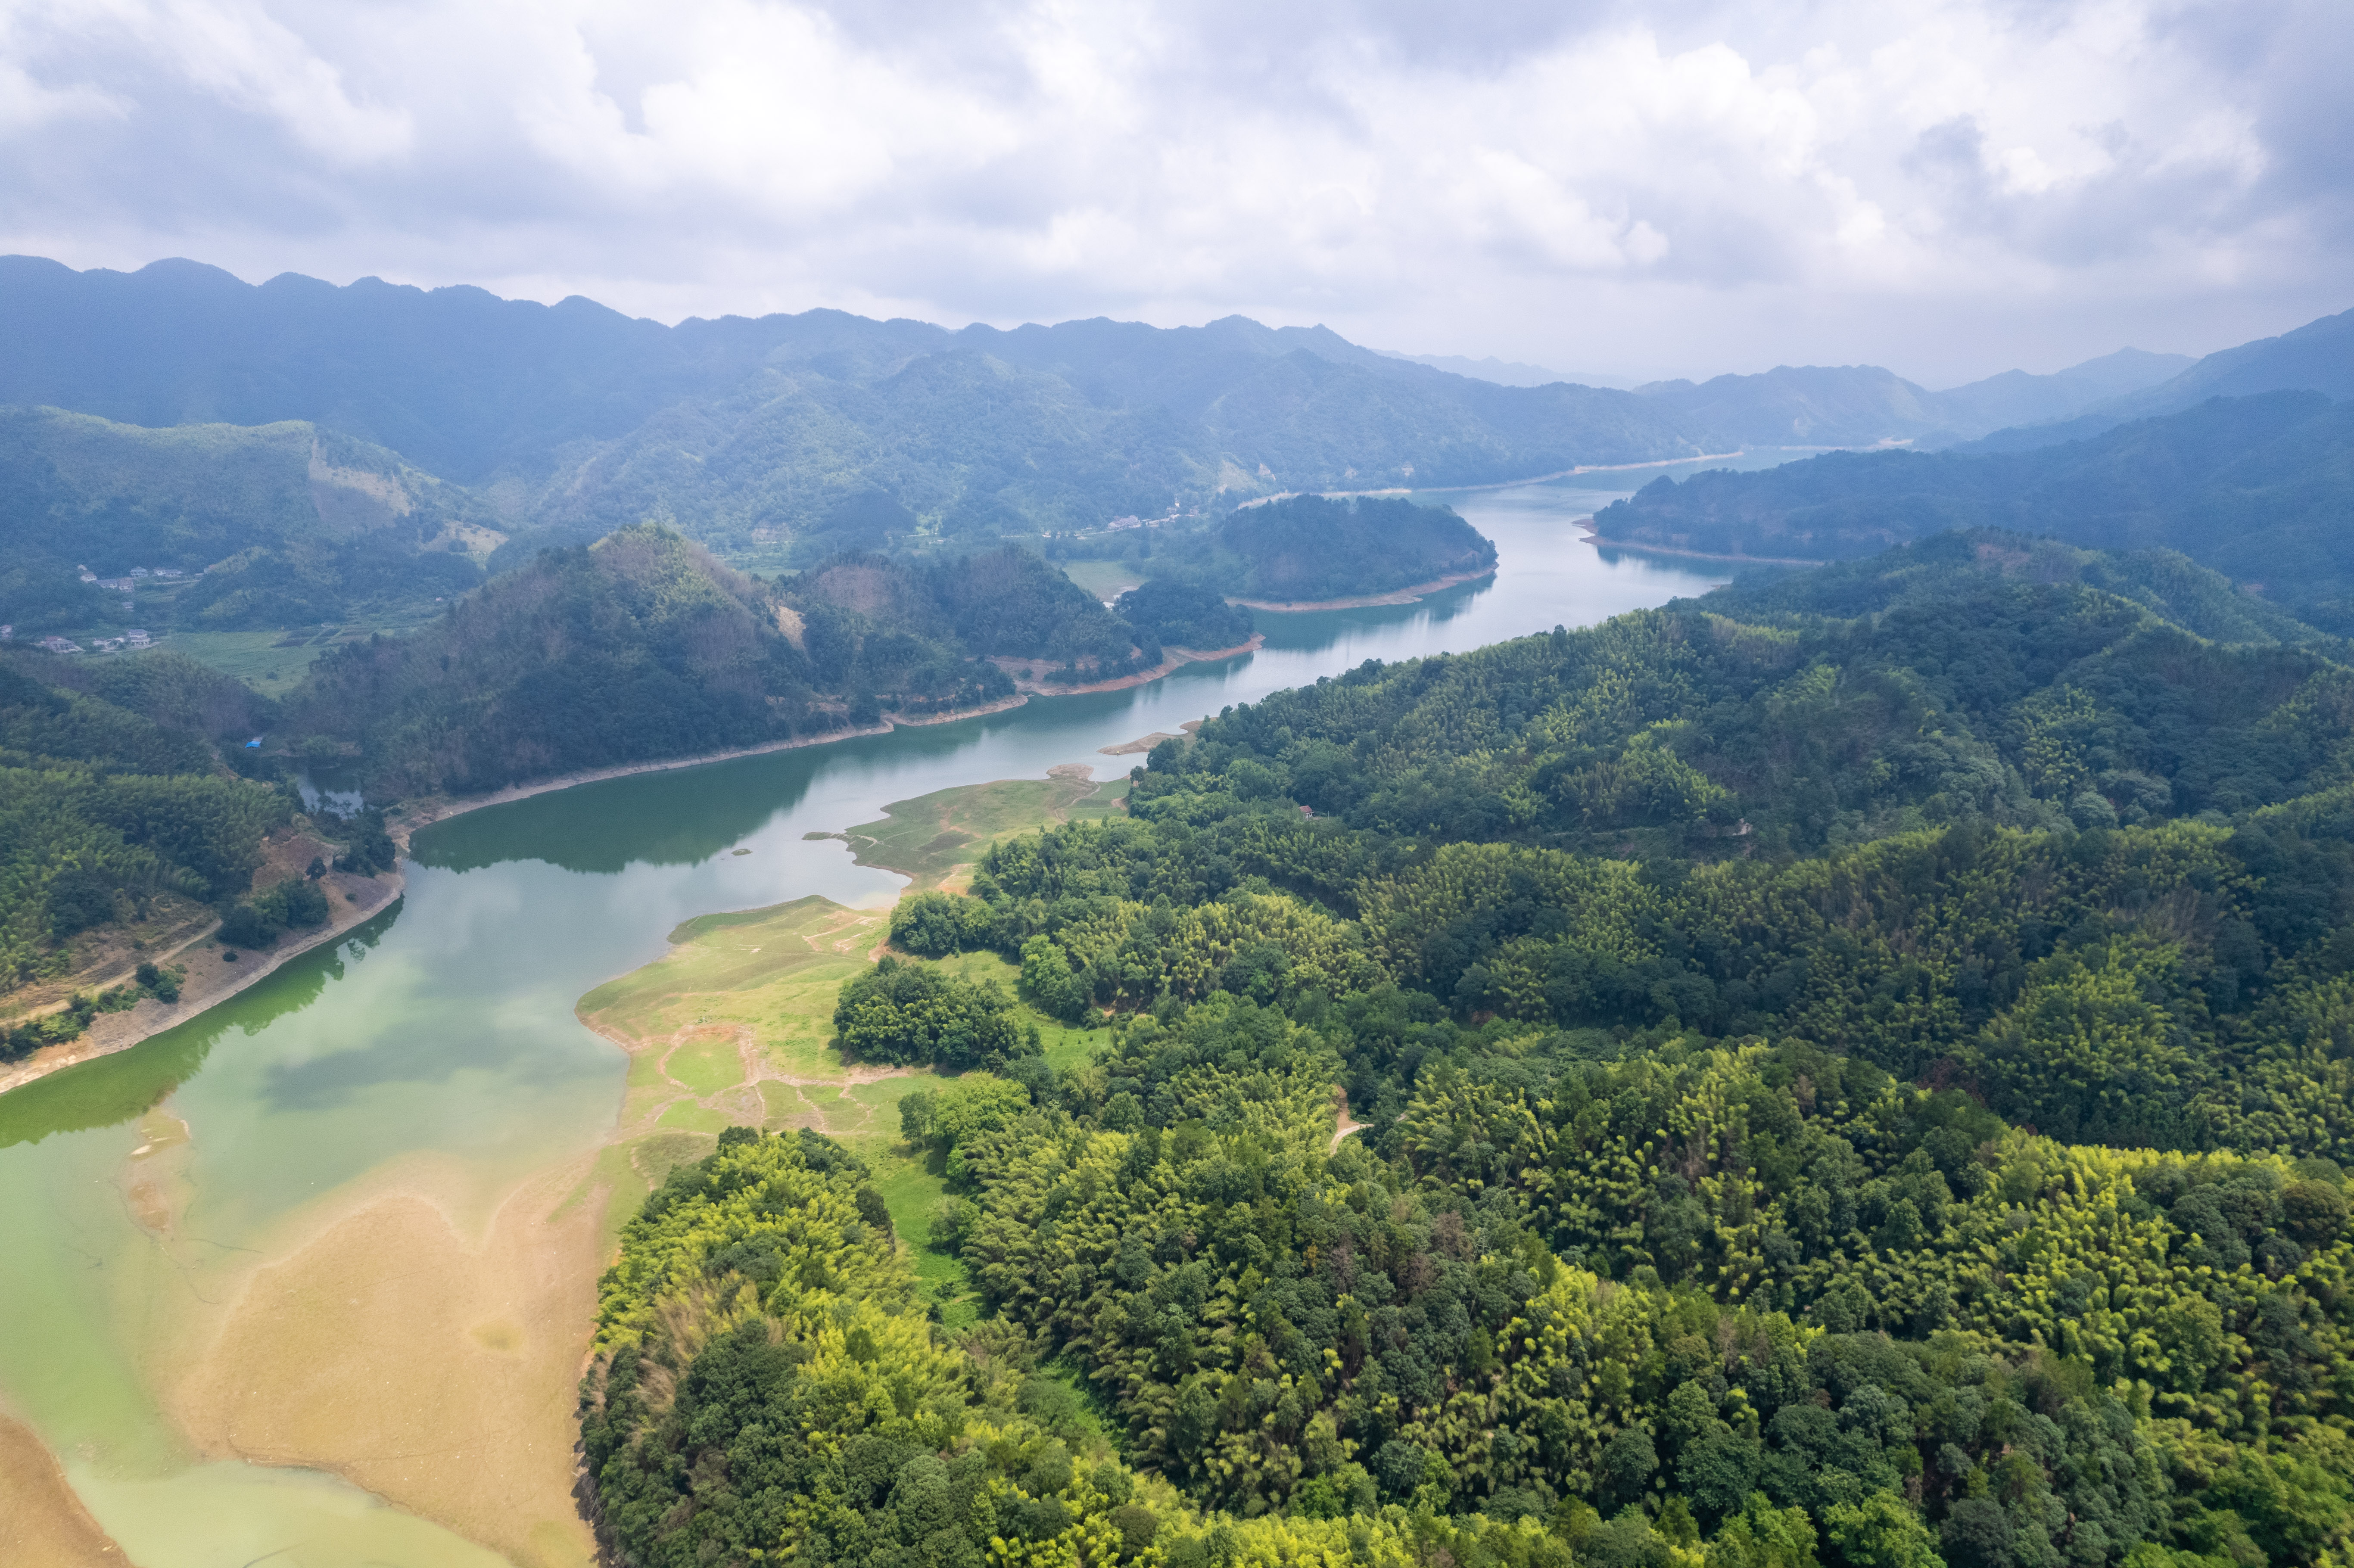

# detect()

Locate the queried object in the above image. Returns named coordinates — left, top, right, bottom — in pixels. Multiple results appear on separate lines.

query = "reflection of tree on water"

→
left=0, top=905, right=401, bottom=1150
left=408, top=729, right=855, bottom=876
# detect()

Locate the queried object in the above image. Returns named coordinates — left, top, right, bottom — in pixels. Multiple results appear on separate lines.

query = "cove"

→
left=0, top=473, right=1741, bottom=1565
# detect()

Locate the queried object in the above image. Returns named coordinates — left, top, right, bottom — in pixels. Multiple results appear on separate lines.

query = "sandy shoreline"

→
left=0, top=1410, right=126, bottom=1562
left=990, top=635, right=1263, bottom=696
left=1577, top=520, right=1823, bottom=566
left=1227, top=568, right=1495, bottom=612
left=383, top=693, right=1049, bottom=840
left=0, top=698, right=1043, bottom=1103
left=0, top=866, right=405, bottom=1100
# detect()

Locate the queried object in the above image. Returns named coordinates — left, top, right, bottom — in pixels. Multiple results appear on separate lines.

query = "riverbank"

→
left=387, top=696, right=1034, bottom=846
left=0, top=695, right=1037, bottom=1103
left=1226, top=568, right=1494, bottom=612
left=0, top=864, right=403, bottom=1100
left=1577, top=519, right=1824, bottom=566
left=989, top=635, right=1262, bottom=696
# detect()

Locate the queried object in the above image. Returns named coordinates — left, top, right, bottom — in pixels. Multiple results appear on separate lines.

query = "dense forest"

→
left=269, top=528, right=1226, bottom=796
left=1138, top=495, right=1500, bottom=604
left=584, top=531, right=2354, bottom=1566
left=0, top=650, right=283, bottom=1055
left=1591, top=395, right=2354, bottom=633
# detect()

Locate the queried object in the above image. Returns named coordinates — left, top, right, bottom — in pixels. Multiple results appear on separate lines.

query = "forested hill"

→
left=0, top=650, right=282, bottom=1053
left=0, top=406, right=496, bottom=635
left=586, top=527, right=2354, bottom=1565
left=1123, top=528, right=2345, bottom=861
left=1145, top=494, right=1498, bottom=603
left=271, top=528, right=1213, bottom=797
left=1588, top=393, right=2354, bottom=631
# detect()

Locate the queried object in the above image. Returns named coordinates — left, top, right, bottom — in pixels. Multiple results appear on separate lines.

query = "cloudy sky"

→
left=3, top=0, right=2347, bottom=384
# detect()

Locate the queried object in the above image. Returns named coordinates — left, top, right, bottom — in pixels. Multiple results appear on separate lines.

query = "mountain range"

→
left=1594, top=389, right=2354, bottom=632
left=0, top=256, right=2346, bottom=611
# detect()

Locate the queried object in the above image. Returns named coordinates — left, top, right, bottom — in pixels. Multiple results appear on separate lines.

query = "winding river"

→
left=0, top=473, right=1740, bottom=1565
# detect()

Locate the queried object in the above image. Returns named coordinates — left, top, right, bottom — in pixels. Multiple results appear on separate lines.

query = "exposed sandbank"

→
left=166, top=1149, right=605, bottom=1568
left=1226, top=569, right=1494, bottom=612
left=1099, top=718, right=1204, bottom=757
left=0, top=1412, right=128, bottom=1565
left=990, top=635, right=1263, bottom=696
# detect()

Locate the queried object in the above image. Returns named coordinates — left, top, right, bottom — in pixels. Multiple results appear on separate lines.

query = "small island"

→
left=1140, top=492, right=1497, bottom=609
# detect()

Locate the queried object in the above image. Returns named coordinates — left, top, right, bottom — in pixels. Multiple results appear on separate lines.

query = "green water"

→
left=0, top=475, right=1739, bottom=1563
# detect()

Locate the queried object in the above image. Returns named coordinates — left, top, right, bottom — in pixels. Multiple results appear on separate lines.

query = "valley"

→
left=0, top=479, right=1724, bottom=1562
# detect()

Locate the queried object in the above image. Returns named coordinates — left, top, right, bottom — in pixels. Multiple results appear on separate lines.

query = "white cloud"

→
left=0, top=0, right=2343, bottom=382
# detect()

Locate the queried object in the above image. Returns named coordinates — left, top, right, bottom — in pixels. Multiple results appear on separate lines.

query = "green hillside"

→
left=269, top=529, right=1217, bottom=797
left=1140, top=494, right=1499, bottom=604
left=586, top=534, right=2354, bottom=1566
left=0, top=405, right=498, bottom=635
left=0, top=650, right=282, bottom=1048
left=1592, top=393, right=2354, bottom=631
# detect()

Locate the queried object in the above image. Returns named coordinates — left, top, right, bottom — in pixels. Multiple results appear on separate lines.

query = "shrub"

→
left=832, top=956, right=1023, bottom=1070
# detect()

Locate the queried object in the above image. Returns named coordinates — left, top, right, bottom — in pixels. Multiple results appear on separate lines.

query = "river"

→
left=0, top=472, right=1742, bottom=1565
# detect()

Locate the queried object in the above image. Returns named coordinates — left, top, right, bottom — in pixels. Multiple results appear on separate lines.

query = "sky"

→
left=1, top=0, right=2348, bottom=386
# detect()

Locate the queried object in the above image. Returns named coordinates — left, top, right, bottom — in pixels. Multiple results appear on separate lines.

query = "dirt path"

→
left=1330, top=1085, right=1368, bottom=1152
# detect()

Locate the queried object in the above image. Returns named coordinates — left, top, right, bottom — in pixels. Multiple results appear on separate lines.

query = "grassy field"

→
left=817, top=773, right=1129, bottom=891
left=140, top=628, right=384, bottom=697
left=571, top=821, right=1123, bottom=1328
left=1059, top=559, right=1145, bottom=603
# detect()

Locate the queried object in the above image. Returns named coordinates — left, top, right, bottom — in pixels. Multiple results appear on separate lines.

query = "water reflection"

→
left=0, top=909, right=404, bottom=1151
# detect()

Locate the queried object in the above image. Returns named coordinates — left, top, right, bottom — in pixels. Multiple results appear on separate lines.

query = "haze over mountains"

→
left=3, top=257, right=2342, bottom=550
left=0, top=255, right=2348, bottom=640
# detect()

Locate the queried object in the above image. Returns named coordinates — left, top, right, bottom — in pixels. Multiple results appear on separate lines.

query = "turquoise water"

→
left=0, top=475, right=1734, bottom=1564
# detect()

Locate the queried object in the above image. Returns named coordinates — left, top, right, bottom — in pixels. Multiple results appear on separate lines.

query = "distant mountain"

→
left=1633, top=365, right=1946, bottom=448
left=1956, top=307, right=2354, bottom=453
left=518, top=319, right=1701, bottom=561
left=1695, top=526, right=2332, bottom=650
left=6, top=256, right=2340, bottom=596
left=1375, top=350, right=1638, bottom=390
left=1592, top=390, right=2354, bottom=632
left=1627, top=348, right=2194, bottom=450
left=0, top=407, right=493, bottom=634
left=1928, top=347, right=2194, bottom=436
left=0, top=259, right=1713, bottom=565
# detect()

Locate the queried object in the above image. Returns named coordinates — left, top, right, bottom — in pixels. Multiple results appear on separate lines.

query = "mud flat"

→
left=805, top=770, right=1128, bottom=892
left=167, top=1152, right=604, bottom=1568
